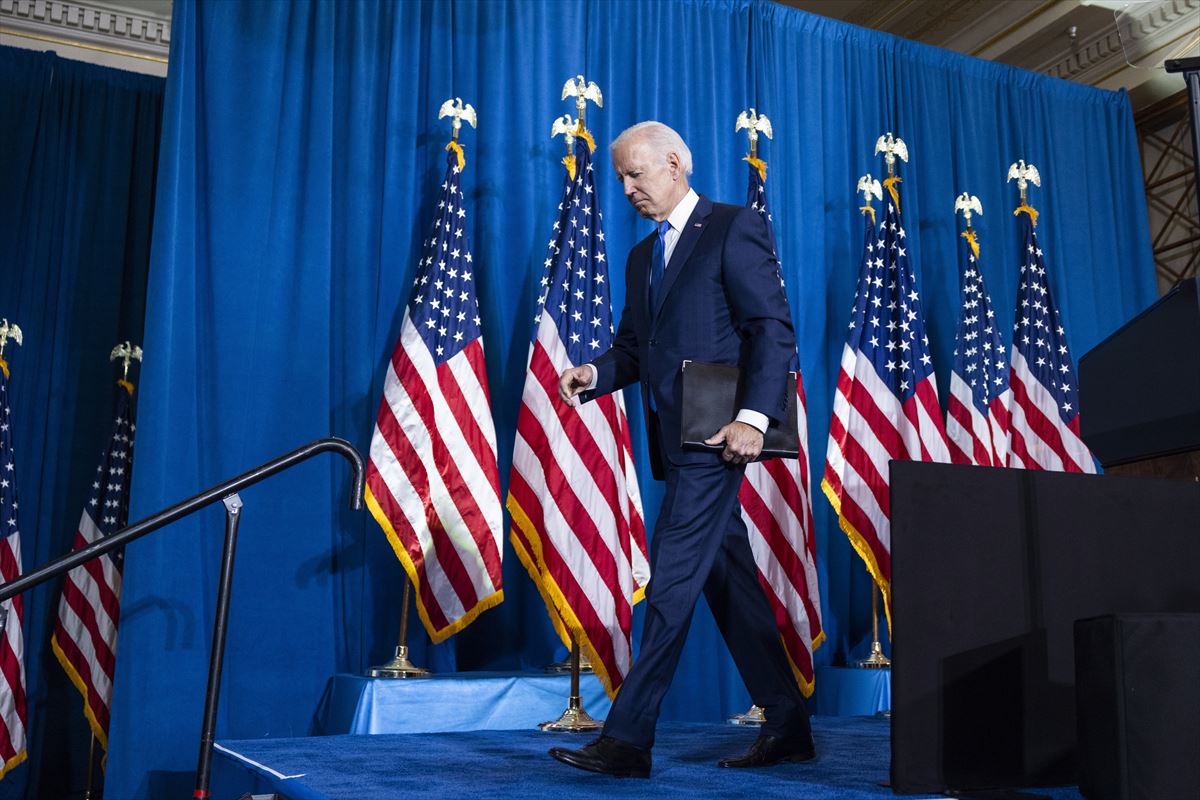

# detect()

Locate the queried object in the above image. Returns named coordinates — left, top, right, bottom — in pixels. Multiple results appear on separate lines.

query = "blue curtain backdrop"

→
left=0, top=46, right=163, bottom=799
left=108, top=0, right=1154, bottom=797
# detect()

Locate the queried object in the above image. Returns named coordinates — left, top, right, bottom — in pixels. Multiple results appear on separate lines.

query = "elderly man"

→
left=551, top=121, right=813, bottom=778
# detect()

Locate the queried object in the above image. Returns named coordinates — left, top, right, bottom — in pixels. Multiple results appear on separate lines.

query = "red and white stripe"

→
left=508, top=315, right=649, bottom=696
left=823, top=343, right=951, bottom=617
left=0, top=531, right=26, bottom=777
left=366, top=316, right=504, bottom=641
left=946, top=372, right=1011, bottom=468
left=1007, top=349, right=1096, bottom=474
left=51, top=511, right=122, bottom=746
left=740, top=376, right=823, bottom=696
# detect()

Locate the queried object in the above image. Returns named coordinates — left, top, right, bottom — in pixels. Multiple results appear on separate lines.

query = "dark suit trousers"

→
left=601, top=441, right=811, bottom=749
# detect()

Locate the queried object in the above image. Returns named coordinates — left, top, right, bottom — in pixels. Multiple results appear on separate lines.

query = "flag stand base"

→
left=539, top=694, right=602, bottom=733
left=727, top=704, right=766, bottom=726
left=539, top=634, right=602, bottom=732
left=366, top=645, right=430, bottom=678
left=857, top=639, right=892, bottom=669
left=856, top=584, right=892, bottom=669
left=366, top=580, right=430, bottom=678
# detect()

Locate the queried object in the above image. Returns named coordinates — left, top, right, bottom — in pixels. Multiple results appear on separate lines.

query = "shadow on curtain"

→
left=107, top=1, right=1153, bottom=798
left=0, top=46, right=162, bottom=800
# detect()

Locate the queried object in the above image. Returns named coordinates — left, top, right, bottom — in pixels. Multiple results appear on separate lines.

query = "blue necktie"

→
left=648, top=220, right=671, bottom=414
left=650, top=219, right=671, bottom=313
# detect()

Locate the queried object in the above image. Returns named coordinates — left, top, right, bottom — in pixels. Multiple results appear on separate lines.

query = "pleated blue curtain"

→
left=0, top=46, right=162, bottom=799
left=107, top=1, right=1154, bottom=797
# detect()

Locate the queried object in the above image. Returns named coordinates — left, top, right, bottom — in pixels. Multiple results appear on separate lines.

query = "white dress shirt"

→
left=584, top=189, right=769, bottom=435
left=661, top=188, right=699, bottom=267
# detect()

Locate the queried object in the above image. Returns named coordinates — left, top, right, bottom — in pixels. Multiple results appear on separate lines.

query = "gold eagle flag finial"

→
left=555, top=76, right=602, bottom=179
left=437, top=97, right=477, bottom=171
left=561, top=74, right=603, bottom=130
left=955, top=192, right=984, bottom=258
left=0, top=319, right=23, bottom=379
left=551, top=113, right=579, bottom=150
left=873, top=132, right=908, bottom=210
left=736, top=108, right=773, bottom=179
left=954, top=192, right=983, bottom=229
left=110, top=341, right=144, bottom=394
left=1007, top=159, right=1042, bottom=227
left=873, top=132, right=908, bottom=179
left=551, top=113, right=584, bottom=179
left=856, top=174, right=883, bottom=227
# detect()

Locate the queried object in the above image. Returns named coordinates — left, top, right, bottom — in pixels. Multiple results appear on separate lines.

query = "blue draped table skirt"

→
left=313, top=666, right=889, bottom=735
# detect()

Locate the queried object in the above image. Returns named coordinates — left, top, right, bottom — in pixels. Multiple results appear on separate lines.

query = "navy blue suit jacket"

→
left=586, top=194, right=796, bottom=479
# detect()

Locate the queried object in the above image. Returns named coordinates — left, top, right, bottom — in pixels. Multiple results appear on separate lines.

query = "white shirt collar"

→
left=665, top=188, right=699, bottom=234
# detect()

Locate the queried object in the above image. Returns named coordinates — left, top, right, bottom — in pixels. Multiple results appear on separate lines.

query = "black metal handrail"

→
left=0, top=436, right=366, bottom=799
left=0, top=437, right=364, bottom=602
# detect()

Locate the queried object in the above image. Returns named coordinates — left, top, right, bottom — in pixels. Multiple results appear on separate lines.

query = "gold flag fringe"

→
left=961, top=228, right=980, bottom=259
left=1013, top=202, right=1039, bottom=228
left=743, top=155, right=767, bottom=181
left=561, top=122, right=597, bottom=181
left=883, top=175, right=902, bottom=213
left=445, top=140, right=466, bottom=171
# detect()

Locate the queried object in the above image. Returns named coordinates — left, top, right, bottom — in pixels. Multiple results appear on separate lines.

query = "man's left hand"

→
left=704, top=421, right=764, bottom=465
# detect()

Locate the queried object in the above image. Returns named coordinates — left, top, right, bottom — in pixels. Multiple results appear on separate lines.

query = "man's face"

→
left=612, top=138, right=683, bottom=222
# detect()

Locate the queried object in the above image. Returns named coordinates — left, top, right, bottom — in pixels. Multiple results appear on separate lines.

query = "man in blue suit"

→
left=551, top=121, right=813, bottom=778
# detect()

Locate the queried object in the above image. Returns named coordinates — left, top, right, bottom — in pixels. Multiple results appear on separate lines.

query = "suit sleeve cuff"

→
left=583, top=363, right=598, bottom=391
left=735, top=409, right=769, bottom=434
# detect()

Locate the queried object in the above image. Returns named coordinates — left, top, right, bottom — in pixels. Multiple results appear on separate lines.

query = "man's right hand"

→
left=558, top=365, right=595, bottom=405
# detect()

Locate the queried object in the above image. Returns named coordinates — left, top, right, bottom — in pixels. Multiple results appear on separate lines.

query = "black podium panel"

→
left=889, top=462, right=1200, bottom=794
left=1079, top=276, right=1200, bottom=466
left=1074, top=614, right=1200, bottom=800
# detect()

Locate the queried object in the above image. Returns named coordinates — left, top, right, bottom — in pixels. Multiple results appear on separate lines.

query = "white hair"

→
left=611, top=121, right=693, bottom=176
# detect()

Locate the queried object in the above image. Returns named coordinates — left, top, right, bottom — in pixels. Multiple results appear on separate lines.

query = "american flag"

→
left=365, top=147, right=504, bottom=642
left=0, top=359, right=27, bottom=778
left=946, top=229, right=1011, bottom=467
left=822, top=181, right=951, bottom=623
left=51, top=378, right=137, bottom=751
left=1006, top=209, right=1096, bottom=473
left=507, top=135, right=649, bottom=696
left=739, top=159, right=824, bottom=697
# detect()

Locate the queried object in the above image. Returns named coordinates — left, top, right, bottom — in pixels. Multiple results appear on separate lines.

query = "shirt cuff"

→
left=583, top=363, right=598, bottom=391
left=735, top=409, right=769, bottom=434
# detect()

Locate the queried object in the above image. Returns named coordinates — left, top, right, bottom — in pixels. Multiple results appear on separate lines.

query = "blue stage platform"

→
left=211, top=669, right=1081, bottom=799
left=214, top=716, right=1086, bottom=800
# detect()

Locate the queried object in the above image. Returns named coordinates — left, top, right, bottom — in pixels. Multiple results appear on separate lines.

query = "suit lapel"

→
left=653, top=195, right=712, bottom=320
left=632, top=235, right=655, bottom=326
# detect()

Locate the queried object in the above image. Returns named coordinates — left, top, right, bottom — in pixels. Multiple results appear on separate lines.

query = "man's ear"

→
left=666, top=151, right=681, bottom=180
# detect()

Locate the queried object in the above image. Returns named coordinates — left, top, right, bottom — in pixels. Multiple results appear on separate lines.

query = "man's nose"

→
left=622, top=178, right=635, bottom=196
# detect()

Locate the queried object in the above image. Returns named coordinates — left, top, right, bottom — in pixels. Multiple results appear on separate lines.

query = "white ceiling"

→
left=782, top=0, right=1199, bottom=109
left=99, top=0, right=169, bottom=16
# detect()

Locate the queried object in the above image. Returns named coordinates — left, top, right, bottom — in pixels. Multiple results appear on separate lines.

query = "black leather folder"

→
left=679, top=360, right=799, bottom=460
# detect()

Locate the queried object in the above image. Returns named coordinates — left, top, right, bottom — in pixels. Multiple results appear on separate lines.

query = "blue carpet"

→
left=215, top=717, right=1086, bottom=800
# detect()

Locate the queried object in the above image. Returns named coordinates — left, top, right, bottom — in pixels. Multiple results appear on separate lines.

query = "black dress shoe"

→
left=718, top=732, right=816, bottom=768
left=549, top=735, right=652, bottom=778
